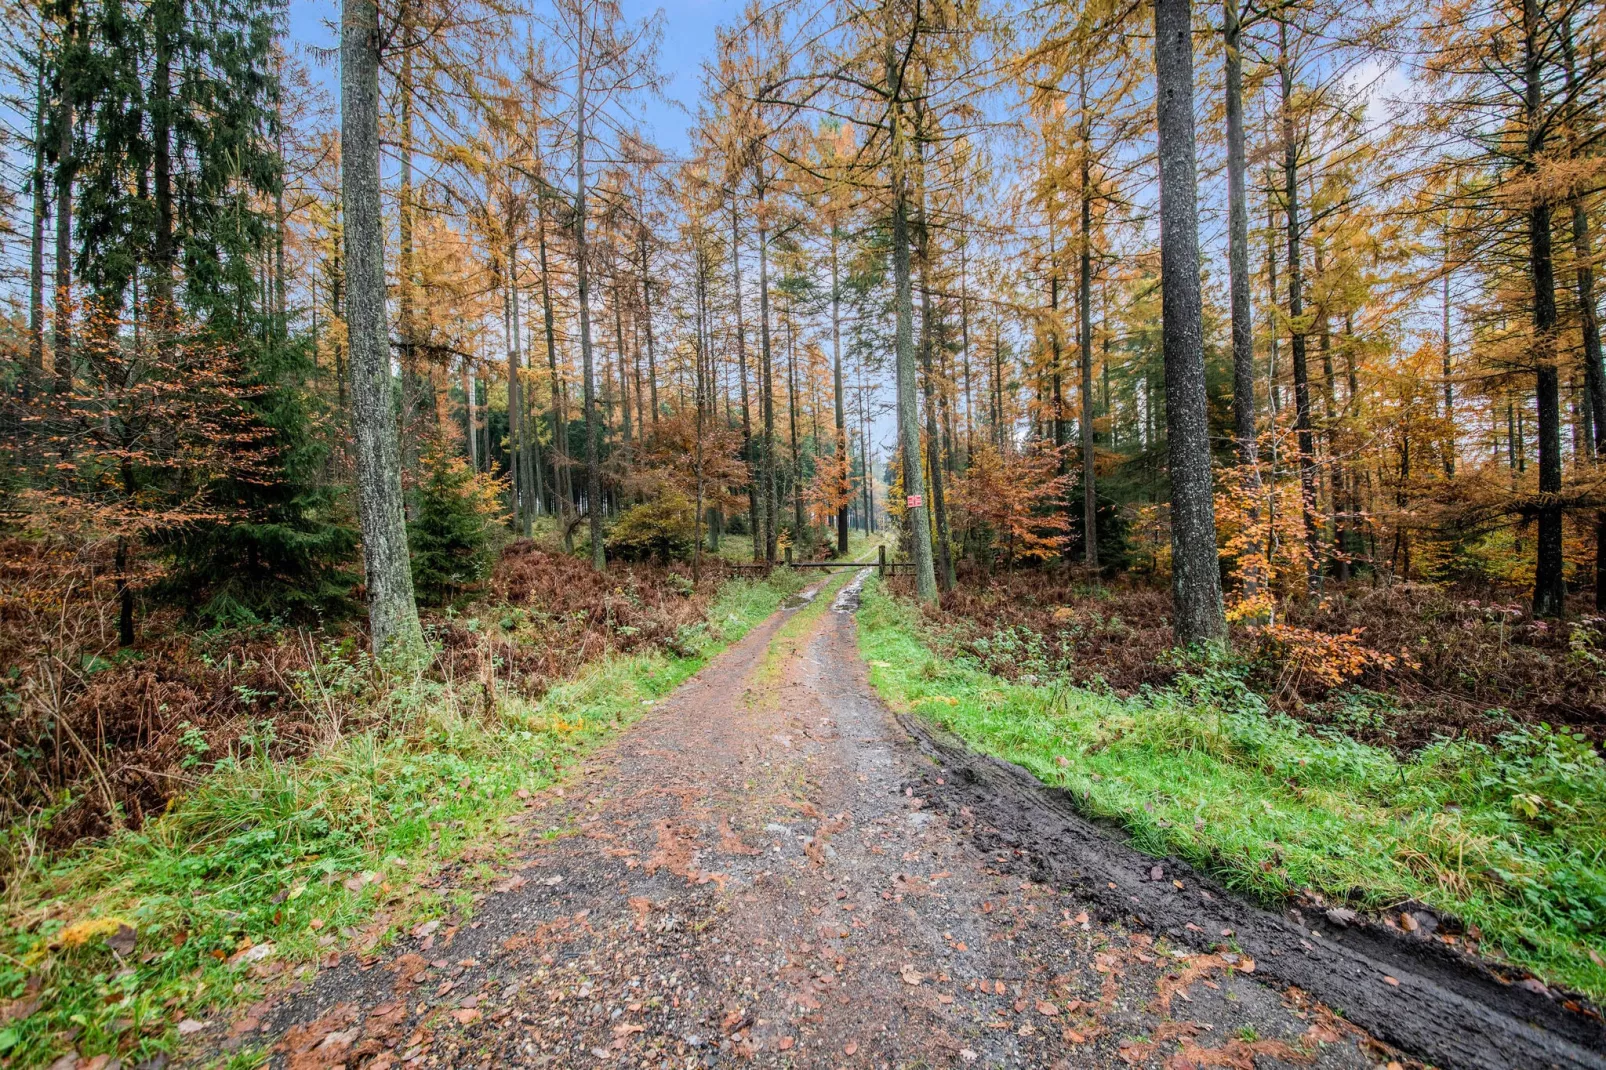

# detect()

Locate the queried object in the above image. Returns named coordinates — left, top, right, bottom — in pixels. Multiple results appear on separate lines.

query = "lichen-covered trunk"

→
left=342, top=0, right=424, bottom=664
left=1154, top=0, right=1227, bottom=644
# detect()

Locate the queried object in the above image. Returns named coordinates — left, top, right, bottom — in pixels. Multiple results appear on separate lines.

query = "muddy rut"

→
left=220, top=571, right=1603, bottom=1069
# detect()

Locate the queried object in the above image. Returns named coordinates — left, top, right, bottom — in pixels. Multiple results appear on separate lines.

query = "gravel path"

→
left=233, top=571, right=1391, bottom=1069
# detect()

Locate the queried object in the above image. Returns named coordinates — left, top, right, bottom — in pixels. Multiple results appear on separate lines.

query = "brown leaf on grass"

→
left=450, top=1008, right=482, bottom=1025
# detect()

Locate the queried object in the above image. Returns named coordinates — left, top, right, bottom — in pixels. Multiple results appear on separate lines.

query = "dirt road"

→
left=232, top=571, right=1595, bottom=1069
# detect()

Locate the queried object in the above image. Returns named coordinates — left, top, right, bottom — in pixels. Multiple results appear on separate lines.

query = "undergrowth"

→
left=856, top=576, right=1606, bottom=1003
left=0, top=570, right=804, bottom=1068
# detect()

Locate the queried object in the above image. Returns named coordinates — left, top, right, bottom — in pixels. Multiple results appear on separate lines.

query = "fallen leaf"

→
left=844, top=1041, right=858, bottom=1055
left=777, top=1036, right=795, bottom=1051
left=451, top=1008, right=482, bottom=1025
left=1383, top=975, right=1399, bottom=987
left=900, top=964, right=924, bottom=986
left=106, top=923, right=137, bottom=955
left=1035, top=1000, right=1059, bottom=1016
left=1063, top=1027, right=1087, bottom=1044
left=177, top=1018, right=206, bottom=1035
left=228, top=942, right=276, bottom=967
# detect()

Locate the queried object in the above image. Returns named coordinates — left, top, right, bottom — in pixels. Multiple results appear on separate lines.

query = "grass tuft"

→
left=856, top=576, right=1606, bottom=1002
left=0, top=570, right=804, bottom=1068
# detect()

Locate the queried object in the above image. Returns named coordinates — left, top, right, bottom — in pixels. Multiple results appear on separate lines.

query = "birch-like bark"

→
left=342, top=0, right=424, bottom=664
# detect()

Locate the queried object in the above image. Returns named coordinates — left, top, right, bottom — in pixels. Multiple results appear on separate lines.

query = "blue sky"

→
left=286, top=0, right=738, bottom=159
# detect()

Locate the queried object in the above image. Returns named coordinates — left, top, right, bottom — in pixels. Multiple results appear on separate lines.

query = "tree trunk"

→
left=887, top=31, right=937, bottom=602
left=27, top=36, right=46, bottom=379
left=914, top=140, right=954, bottom=591
left=729, top=201, right=762, bottom=560
left=757, top=188, right=779, bottom=562
left=1154, top=0, right=1227, bottom=643
left=1279, top=20, right=1319, bottom=592
left=1525, top=0, right=1563, bottom=616
left=342, top=0, right=424, bottom=664
left=1224, top=0, right=1258, bottom=470
left=537, top=198, right=572, bottom=542
left=787, top=317, right=805, bottom=546
left=52, top=3, right=75, bottom=396
left=832, top=224, right=850, bottom=554
left=572, top=64, right=605, bottom=570
left=1078, top=68, right=1098, bottom=568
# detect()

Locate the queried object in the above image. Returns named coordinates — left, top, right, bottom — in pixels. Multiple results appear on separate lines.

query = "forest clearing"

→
left=2, top=0, right=1606, bottom=1065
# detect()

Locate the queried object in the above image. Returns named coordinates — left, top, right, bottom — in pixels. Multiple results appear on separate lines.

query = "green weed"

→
left=855, top=577, right=1606, bottom=1000
left=0, top=571, right=803, bottom=1068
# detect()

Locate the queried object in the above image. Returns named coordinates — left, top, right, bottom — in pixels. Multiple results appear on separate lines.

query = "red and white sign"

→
left=906, top=494, right=924, bottom=508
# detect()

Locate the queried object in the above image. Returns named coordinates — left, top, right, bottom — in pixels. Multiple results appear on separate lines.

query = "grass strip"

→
left=855, top=576, right=1606, bottom=1002
left=0, top=570, right=806, bottom=1068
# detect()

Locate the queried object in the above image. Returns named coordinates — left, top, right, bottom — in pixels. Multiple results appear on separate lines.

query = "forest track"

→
left=215, top=569, right=1601, bottom=1069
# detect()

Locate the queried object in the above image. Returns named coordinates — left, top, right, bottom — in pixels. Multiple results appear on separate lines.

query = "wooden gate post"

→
left=878, top=544, right=886, bottom=577
left=785, top=546, right=793, bottom=567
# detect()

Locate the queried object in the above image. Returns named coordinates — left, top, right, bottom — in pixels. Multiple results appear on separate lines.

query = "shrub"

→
left=608, top=492, right=696, bottom=563
left=408, top=438, right=507, bottom=604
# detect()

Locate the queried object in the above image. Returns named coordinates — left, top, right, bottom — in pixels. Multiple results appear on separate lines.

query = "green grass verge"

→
left=0, top=570, right=806, bottom=1068
left=855, top=576, right=1606, bottom=1002
left=709, top=529, right=879, bottom=565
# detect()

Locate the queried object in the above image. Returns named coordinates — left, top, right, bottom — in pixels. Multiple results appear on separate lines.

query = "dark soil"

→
left=196, top=572, right=1380, bottom=1069
left=902, top=712, right=1606, bottom=1070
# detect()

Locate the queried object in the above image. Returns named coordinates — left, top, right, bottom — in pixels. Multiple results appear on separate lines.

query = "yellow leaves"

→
left=53, top=916, right=135, bottom=951
left=951, top=442, right=1073, bottom=563
left=1254, top=623, right=1397, bottom=690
